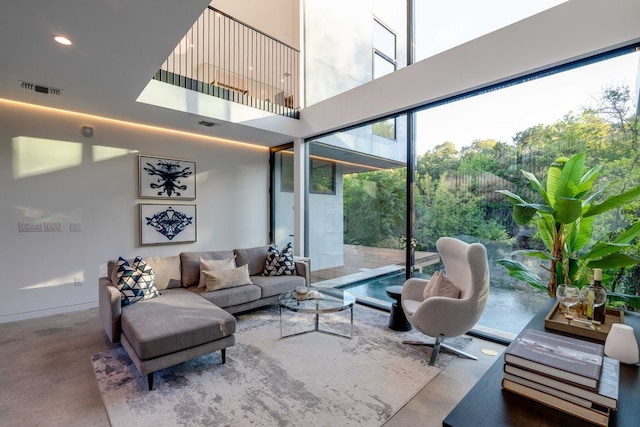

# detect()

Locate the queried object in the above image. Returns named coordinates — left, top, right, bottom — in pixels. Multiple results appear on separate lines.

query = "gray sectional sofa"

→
left=98, top=245, right=308, bottom=389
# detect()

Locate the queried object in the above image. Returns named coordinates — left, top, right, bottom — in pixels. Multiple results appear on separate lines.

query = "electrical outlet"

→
left=18, top=222, right=43, bottom=232
left=74, top=277, right=83, bottom=286
left=44, top=222, right=63, bottom=232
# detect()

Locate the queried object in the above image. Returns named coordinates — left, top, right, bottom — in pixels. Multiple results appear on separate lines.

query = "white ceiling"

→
left=0, top=0, right=295, bottom=147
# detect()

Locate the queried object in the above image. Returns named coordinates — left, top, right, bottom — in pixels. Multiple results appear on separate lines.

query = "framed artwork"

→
left=139, top=155, right=196, bottom=199
left=140, top=204, right=197, bottom=245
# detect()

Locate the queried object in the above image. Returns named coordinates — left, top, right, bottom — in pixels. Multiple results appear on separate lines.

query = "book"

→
left=504, top=328, right=604, bottom=389
left=504, top=356, right=619, bottom=410
left=502, top=378, right=610, bottom=427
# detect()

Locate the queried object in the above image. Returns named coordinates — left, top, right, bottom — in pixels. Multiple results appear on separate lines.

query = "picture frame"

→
left=140, top=204, right=197, bottom=245
left=139, top=155, right=196, bottom=199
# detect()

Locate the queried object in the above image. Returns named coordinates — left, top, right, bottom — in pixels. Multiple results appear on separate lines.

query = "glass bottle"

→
left=586, top=268, right=607, bottom=324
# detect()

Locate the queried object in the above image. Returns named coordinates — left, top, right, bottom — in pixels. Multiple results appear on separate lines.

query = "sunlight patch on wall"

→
left=19, top=271, right=84, bottom=290
left=92, top=145, right=134, bottom=162
left=12, top=136, right=82, bottom=178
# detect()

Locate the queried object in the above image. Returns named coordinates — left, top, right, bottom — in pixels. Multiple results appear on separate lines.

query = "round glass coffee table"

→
left=277, top=287, right=355, bottom=339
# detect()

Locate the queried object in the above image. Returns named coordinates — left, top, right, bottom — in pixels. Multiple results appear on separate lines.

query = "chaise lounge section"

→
left=99, top=245, right=308, bottom=389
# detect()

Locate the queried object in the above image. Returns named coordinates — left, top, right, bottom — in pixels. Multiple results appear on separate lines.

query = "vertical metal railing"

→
left=154, top=7, right=300, bottom=119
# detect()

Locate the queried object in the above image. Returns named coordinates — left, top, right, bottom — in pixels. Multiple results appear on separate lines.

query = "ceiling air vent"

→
left=19, top=81, right=62, bottom=96
left=197, top=120, right=219, bottom=127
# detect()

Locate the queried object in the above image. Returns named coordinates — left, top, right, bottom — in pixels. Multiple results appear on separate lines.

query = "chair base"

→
left=403, top=337, right=477, bottom=366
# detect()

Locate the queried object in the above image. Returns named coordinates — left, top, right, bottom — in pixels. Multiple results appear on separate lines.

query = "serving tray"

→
left=544, top=301, right=624, bottom=342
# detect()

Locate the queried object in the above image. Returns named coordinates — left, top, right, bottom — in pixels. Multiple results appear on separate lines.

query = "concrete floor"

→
left=0, top=307, right=505, bottom=427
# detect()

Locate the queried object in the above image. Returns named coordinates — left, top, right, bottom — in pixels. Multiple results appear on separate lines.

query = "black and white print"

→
left=139, top=155, right=196, bottom=199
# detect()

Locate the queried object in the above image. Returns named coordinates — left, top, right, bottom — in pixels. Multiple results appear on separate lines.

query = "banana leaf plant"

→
left=496, top=152, right=640, bottom=297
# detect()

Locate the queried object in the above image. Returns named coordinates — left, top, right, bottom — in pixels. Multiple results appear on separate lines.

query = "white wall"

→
left=0, top=99, right=270, bottom=323
left=213, top=0, right=300, bottom=50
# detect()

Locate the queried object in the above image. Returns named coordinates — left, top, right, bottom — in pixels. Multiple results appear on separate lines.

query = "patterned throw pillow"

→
left=263, top=242, right=296, bottom=276
left=114, top=256, right=160, bottom=306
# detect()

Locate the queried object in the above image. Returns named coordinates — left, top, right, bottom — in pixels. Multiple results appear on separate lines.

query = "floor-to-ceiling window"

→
left=305, top=117, right=408, bottom=287
left=414, top=49, right=640, bottom=337
left=297, top=47, right=640, bottom=338
left=293, top=1, right=640, bottom=339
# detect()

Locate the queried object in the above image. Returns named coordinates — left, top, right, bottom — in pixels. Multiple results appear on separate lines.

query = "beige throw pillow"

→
left=198, top=256, right=236, bottom=288
left=423, top=270, right=460, bottom=300
left=144, top=255, right=181, bottom=290
left=203, top=264, right=252, bottom=292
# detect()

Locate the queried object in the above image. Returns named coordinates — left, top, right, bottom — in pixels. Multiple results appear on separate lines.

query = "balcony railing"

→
left=154, top=6, right=300, bottom=119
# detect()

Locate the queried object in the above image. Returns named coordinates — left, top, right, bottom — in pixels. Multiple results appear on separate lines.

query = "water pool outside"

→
left=340, top=271, right=549, bottom=337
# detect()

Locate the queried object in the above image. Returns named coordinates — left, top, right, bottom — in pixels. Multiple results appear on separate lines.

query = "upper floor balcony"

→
left=154, top=6, right=300, bottom=119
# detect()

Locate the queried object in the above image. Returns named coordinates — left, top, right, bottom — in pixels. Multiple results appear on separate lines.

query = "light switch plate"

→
left=18, top=222, right=43, bottom=232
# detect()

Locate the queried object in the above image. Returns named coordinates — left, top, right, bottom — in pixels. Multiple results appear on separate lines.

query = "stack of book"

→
left=502, top=328, right=619, bottom=426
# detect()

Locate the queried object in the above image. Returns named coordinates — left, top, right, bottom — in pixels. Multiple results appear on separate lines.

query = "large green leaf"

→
left=567, top=257, right=580, bottom=282
left=612, top=221, right=640, bottom=244
left=553, top=197, right=582, bottom=224
left=583, top=242, right=632, bottom=260
left=587, top=253, right=640, bottom=268
left=576, top=165, right=601, bottom=195
left=536, top=215, right=555, bottom=252
left=496, top=258, right=547, bottom=290
left=513, top=205, right=537, bottom=225
left=521, top=170, right=548, bottom=203
left=554, top=152, right=585, bottom=200
left=495, top=189, right=527, bottom=205
left=546, top=163, right=562, bottom=207
left=571, top=216, right=593, bottom=252
left=582, top=184, right=608, bottom=207
left=510, top=249, right=555, bottom=260
left=584, top=185, right=640, bottom=217
left=519, top=203, right=554, bottom=213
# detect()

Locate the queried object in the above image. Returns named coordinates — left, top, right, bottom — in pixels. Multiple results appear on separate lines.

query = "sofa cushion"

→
left=180, top=250, right=235, bottom=288
left=251, top=274, right=304, bottom=298
left=203, top=264, right=252, bottom=291
left=263, top=242, right=296, bottom=276
left=144, top=255, right=182, bottom=290
left=198, top=256, right=237, bottom=288
left=120, top=289, right=236, bottom=360
left=234, top=246, right=269, bottom=276
left=114, top=257, right=160, bottom=306
left=190, top=284, right=262, bottom=308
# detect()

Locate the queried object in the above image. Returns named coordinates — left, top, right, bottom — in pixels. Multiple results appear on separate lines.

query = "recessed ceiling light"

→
left=53, top=35, right=72, bottom=46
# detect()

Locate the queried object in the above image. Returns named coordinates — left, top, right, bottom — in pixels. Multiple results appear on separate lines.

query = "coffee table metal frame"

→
left=277, top=287, right=355, bottom=339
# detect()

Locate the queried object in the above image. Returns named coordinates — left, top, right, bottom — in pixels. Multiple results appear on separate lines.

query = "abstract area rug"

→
left=92, top=305, right=471, bottom=427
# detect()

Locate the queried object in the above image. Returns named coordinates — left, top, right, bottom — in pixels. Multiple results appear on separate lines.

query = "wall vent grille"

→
left=197, top=120, right=219, bottom=127
left=19, top=81, right=62, bottom=96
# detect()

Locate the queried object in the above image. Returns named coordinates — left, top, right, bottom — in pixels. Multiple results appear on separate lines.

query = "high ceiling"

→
left=0, top=0, right=295, bottom=147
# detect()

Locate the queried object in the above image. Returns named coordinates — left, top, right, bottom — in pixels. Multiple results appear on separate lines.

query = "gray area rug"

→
left=92, top=305, right=471, bottom=426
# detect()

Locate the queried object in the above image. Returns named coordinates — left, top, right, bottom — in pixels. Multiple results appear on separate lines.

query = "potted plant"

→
left=496, top=152, right=640, bottom=297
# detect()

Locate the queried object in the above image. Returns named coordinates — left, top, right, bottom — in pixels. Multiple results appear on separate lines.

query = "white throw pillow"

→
left=423, top=270, right=460, bottom=300
left=198, top=256, right=237, bottom=288
left=203, top=264, right=252, bottom=292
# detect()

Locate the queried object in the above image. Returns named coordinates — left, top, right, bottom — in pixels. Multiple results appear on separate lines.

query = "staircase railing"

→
left=154, top=6, right=300, bottom=119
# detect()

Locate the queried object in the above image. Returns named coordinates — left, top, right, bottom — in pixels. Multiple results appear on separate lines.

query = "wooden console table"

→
left=443, top=299, right=640, bottom=427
